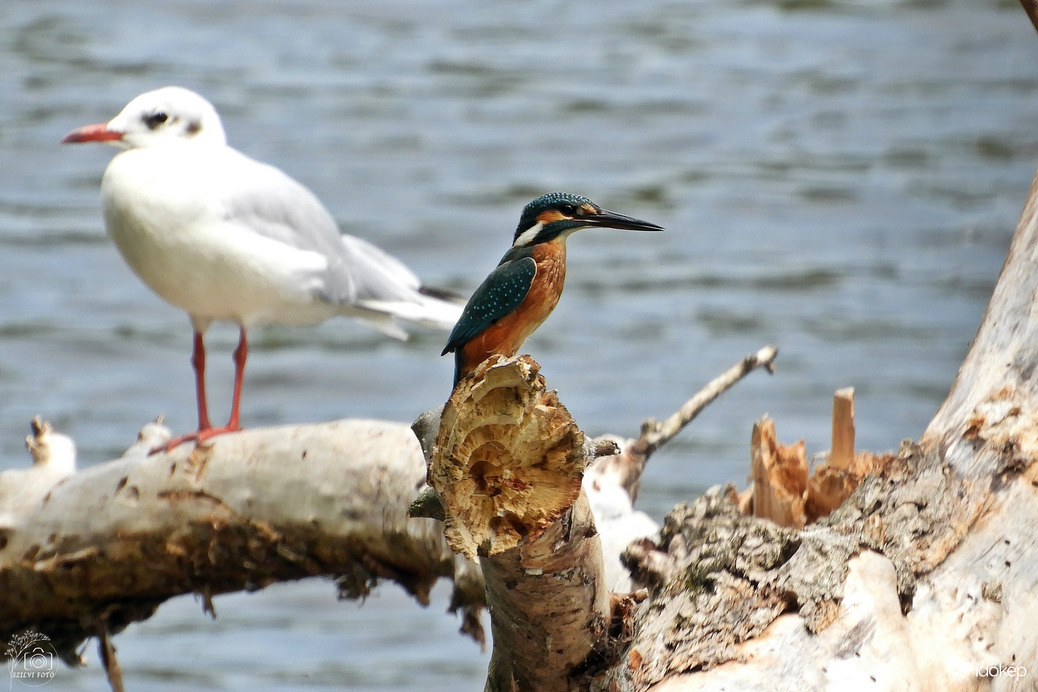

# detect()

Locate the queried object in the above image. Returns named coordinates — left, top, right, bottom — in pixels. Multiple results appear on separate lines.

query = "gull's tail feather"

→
left=356, top=289, right=464, bottom=333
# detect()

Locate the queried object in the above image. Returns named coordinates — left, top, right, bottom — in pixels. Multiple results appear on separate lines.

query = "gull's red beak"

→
left=61, top=123, right=123, bottom=144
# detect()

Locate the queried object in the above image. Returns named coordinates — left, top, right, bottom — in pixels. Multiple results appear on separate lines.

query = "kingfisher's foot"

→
left=149, top=425, right=240, bottom=455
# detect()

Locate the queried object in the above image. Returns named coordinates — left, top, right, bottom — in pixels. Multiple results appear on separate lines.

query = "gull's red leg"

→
left=155, top=328, right=247, bottom=454
left=224, top=327, right=248, bottom=433
left=191, top=330, right=212, bottom=431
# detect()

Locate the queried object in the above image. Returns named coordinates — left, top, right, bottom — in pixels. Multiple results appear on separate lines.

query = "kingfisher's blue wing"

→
left=442, top=256, right=537, bottom=356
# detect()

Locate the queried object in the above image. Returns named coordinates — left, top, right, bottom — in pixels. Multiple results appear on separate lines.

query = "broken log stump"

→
left=428, top=355, right=611, bottom=691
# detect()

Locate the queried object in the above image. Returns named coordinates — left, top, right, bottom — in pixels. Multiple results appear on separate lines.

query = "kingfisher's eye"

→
left=144, top=112, right=169, bottom=130
left=558, top=203, right=578, bottom=216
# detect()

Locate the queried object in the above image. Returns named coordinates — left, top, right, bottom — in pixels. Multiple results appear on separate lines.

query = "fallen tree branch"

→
left=640, top=344, right=778, bottom=457
left=0, top=419, right=465, bottom=663
left=588, top=344, right=778, bottom=503
left=97, top=626, right=124, bottom=692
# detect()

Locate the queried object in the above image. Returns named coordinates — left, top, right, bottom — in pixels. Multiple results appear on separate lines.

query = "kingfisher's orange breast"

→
left=459, top=240, right=567, bottom=376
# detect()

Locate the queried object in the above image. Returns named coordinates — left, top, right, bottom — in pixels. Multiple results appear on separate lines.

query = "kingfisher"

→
left=442, top=192, right=663, bottom=385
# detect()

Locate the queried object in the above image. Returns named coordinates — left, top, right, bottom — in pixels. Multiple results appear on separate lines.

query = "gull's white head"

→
left=62, top=86, right=227, bottom=149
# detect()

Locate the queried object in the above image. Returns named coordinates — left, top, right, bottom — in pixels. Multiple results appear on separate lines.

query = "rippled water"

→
left=2, top=0, right=1037, bottom=689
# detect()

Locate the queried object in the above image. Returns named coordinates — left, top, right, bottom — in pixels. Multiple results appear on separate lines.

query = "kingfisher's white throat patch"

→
left=513, top=222, right=544, bottom=248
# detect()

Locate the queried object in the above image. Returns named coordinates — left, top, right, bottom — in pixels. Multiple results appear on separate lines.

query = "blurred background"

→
left=2, top=0, right=1037, bottom=689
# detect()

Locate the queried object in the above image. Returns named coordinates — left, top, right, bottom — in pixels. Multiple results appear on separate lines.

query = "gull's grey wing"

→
left=217, top=148, right=423, bottom=306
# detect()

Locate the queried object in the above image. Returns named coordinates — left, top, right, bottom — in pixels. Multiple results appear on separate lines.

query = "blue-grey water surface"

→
left=2, top=0, right=1037, bottom=689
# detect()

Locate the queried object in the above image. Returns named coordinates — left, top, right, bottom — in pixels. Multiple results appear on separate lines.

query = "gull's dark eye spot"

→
left=144, top=112, right=169, bottom=130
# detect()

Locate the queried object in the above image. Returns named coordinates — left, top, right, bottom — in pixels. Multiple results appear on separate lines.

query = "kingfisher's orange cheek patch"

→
left=536, top=209, right=567, bottom=225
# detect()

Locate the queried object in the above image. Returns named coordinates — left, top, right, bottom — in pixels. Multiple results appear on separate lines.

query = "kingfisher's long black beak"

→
left=583, top=208, right=664, bottom=233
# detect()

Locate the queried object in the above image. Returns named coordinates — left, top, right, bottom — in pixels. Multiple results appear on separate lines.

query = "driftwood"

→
left=609, top=169, right=1038, bottom=690
left=0, top=336, right=776, bottom=690
left=4, top=166, right=1038, bottom=689
left=404, top=172, right=1038, bottom=690
left=4, top=165, right=1036, bottom=692
left=412, top=348, right=780, bottom=691
left=3, top=74, right=1037, bottom=692
left=423, top=355, right=606, bottom=692
left=0, top=418, right=473, bottom=665
left=744, top=400, right=894, bottom=530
